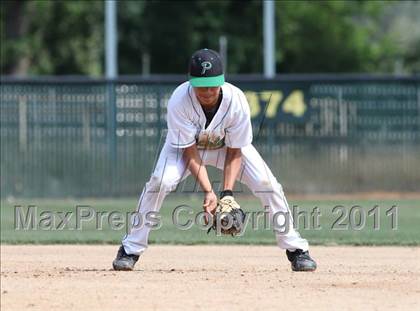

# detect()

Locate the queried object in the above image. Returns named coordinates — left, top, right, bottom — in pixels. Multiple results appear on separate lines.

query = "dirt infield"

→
left=1, top=245, right=419, bottom=310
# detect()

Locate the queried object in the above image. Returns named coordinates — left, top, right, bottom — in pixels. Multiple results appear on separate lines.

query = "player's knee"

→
left=160, top=177, right=178, bottom=191
left=148, top=175, right=177, bottom=192
left=253, top=178, right=283, bottom=195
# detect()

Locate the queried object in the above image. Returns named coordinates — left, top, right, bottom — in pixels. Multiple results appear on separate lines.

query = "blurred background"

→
left=2, top=0, right=420, bottom=75
left=1, top=0, right=419, bottom=198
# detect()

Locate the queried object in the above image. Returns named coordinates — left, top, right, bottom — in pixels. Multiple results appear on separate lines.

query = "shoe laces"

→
left=294, top=249, right=310, bottom=260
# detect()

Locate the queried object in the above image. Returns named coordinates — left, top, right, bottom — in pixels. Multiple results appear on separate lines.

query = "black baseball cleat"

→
left=112, top=245, right=139, bottom=271
left=286, top=249, right=317, bottom=272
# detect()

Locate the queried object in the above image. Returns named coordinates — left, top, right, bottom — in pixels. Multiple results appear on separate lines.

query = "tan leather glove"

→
left=208, top=196, right=246, bottom=236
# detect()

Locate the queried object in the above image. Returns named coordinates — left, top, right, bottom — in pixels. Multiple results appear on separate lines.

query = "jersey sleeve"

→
left=166, top=100, right=197, bottom=149
left=224, top=91, right=253, bottom=148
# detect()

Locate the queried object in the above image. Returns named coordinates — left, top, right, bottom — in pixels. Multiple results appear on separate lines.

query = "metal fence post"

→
left=106, top=81, right=117, bottom=194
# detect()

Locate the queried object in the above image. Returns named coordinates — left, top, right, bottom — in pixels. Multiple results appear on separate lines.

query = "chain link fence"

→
left=1, top=75, right=419, bottom=197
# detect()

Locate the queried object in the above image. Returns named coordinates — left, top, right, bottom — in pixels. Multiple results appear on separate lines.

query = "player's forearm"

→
left=223, top=147, right=242, bottom=191
left=183, top=145, right=213, bottom=193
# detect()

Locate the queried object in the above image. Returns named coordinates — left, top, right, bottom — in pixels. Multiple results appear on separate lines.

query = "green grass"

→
left=1, top=195, right=419, bottom=245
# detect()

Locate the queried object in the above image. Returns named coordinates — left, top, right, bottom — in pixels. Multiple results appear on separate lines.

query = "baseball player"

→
left=113, top=49, right=317, bottom=272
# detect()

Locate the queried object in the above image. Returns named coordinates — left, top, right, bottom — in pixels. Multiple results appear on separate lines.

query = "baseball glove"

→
left=207, top=196, right=246, bottom=236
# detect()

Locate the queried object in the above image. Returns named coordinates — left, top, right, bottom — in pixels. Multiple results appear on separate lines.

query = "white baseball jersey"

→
left=166, top=82, right=253, bottom=150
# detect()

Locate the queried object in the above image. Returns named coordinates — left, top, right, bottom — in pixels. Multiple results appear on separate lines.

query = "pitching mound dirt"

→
left=1, top=245, right=419, bottom=310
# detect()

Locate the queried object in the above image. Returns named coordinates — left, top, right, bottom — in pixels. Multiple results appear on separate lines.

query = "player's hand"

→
left=203, top=190, right=217, bottom=224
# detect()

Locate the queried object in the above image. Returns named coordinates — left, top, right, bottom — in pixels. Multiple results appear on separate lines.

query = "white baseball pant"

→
left=122, top=143, right=309, bottom=255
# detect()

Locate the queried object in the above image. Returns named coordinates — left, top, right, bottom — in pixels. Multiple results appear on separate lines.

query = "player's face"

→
left=193, top=87, right=221, bottom=107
